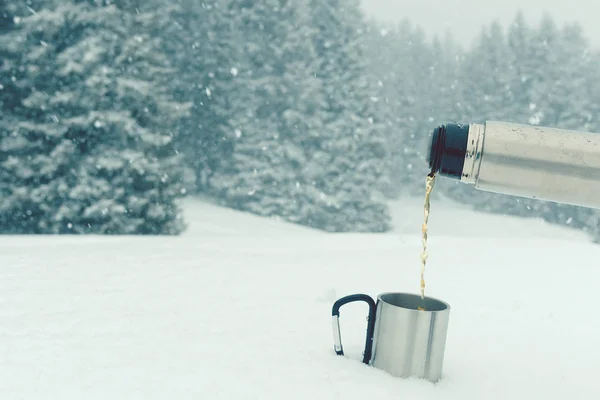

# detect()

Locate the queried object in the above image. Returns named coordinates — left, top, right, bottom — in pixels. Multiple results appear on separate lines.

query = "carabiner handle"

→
left=331, top=294, right=377, bottom=365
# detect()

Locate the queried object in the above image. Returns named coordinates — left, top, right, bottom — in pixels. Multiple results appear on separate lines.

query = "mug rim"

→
left=377, top=291, right=451, bottom=312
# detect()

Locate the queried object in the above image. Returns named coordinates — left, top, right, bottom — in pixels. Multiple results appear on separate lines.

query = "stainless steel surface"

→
left=460, top=122, right=485, bottom=185
left=370, top=292, right=450, bottom=383
left=332, top=315, right=343, bottom=354
left=461, top=121, right=600, bottom=209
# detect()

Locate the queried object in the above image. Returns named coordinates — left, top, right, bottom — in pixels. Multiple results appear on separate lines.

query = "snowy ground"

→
left=1, top=196, right=599, bottom=399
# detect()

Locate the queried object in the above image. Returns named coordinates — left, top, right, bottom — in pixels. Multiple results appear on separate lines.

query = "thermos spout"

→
left=426, top=121, right=600, bottom=210
left=427, top=122, right=472, bottom=179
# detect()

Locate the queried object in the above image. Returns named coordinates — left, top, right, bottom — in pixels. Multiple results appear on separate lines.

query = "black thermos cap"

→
left=427, top=123, right=470, bottom=179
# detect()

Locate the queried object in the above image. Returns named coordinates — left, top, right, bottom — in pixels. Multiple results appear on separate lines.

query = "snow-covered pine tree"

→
left=538, top=21, right=592, bottom=130
left=526, top=15, right=562, bottom=128
left=505, top=11, right=538, bottom=124
left=0, top=1, right=190, bottom=234
left=583, top=41, right=600, bottom=136
left=304, top=0, right=391, bottom=232
left=208, top=0, right=333, bottom=228
left=0, top=2, right=15, bottom=32
left=0, top=1, right=42, bottom=232
left=0, top=2, right=31, bottom=115
left=359, top=19, right=396, bottom=198
left=545, top=22, right=600, bottom=238
left=148, top=0, right=237, bottom=193
left=0, top=2, right=19, bottom=117
left=362, top=19, right=429, bottom=199
left=459, top=22, right=515, bottom=122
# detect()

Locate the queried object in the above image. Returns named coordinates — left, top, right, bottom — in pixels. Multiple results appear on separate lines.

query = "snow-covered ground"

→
left=1, top=196, right=599, bottom=399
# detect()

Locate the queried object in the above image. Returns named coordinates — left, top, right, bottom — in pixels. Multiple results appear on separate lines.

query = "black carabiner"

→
left=331, top=294, right=377, bottom=365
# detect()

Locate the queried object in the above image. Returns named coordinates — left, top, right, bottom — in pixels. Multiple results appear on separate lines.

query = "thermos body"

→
left=428, top=121, right=600, bottom=210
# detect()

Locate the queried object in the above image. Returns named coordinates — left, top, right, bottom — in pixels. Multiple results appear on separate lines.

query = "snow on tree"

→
left=504, top=11, right=539, bottom=124
left=207, top=0, right=330, bottom=226
left=362, top=19, right=426, bottom=198
left=362, top=19, right=466, bottom=199
left=458, top=21, right=515, bottom=122
left=148, top=0, right=237, bottom=193
left=0, top=1, right=190, bottom=234
left=304, top=0, right=391, bottom=232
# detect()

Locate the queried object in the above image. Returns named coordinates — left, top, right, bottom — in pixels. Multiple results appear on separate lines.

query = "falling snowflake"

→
left=529, top=112, right=542, bottom=125
left=205, top=87, right=212, bottom=97
left=234, top=129, right=242, bottom=138
left=230, top=67, right=239, bottom=76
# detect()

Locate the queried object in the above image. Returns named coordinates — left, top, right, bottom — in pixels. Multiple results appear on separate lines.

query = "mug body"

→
left=370, top=292, right=451, bottom=382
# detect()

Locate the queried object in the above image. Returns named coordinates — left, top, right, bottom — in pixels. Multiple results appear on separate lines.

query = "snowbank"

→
left=1, top=197, right=598, bottom=399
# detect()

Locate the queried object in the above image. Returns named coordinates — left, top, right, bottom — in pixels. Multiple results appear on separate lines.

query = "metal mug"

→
left=331, top=292, right=451, bottom=382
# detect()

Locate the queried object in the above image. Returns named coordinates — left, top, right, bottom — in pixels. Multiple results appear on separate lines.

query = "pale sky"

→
left=361, top=0, right=600, bottom=49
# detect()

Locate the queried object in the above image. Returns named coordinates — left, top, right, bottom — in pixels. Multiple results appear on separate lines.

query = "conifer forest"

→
left=2, top=0, right=600, bottom=241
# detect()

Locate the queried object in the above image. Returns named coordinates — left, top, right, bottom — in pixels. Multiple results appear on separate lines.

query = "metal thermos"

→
left=427, top=121, right=600, bottom=209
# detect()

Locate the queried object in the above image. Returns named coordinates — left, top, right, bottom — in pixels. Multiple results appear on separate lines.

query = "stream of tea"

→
left=420, top=173, right=436, bottom=303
